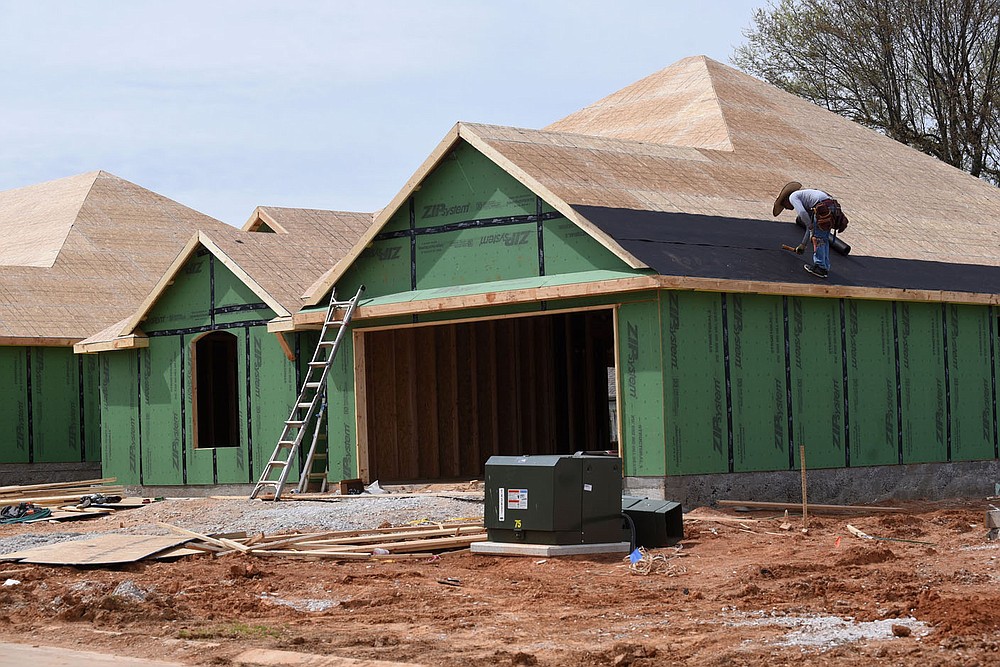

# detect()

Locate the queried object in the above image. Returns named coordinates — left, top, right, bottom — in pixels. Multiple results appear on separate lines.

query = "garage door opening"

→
left=361, top=310, right=616, bottom=482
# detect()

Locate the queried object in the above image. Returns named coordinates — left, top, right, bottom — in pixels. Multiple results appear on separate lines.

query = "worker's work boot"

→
left=804, top=264, right=828, bottom=279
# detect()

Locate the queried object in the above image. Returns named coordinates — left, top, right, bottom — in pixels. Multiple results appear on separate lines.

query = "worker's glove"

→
left=794, top=244, right=805, bottom=255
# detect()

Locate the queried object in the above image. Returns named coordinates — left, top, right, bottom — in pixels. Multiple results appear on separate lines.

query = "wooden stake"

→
left=800, top=444, right=808, bottom=529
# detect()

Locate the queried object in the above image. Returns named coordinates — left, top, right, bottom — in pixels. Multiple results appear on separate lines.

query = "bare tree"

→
left=733, top=0, right=1000, bottom=183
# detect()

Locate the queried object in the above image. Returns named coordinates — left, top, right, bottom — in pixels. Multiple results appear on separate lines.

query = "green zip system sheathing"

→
left=613, top=292, right=999, bottom=477
left=326, top=331, right=357, bottom=482
left=664, top=290, right=729, bottom=474
left=97, top=250, right=314, bottom=486
left=617, top=299, right=666, bottom=477
left=332, top=141, right=632, bottom=302
left=898, top=302, right=947, bottom=463
left=947, top=304, right=996, bottom=461
left=788, top=297, right=846, bottom=470
left=727, top=294, right=788, bottom=473
left=0, top=346, right=100, bottom=464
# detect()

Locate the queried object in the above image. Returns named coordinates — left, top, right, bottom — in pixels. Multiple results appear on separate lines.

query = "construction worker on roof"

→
left=773, top=181, right=848, bottom=279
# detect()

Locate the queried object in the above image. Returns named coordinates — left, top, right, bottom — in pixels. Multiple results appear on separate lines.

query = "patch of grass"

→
left=178, top=622, right=282, bottom=640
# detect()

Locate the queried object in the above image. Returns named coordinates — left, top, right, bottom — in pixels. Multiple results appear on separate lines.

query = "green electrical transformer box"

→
left=484, top=453, right=624, bottom=545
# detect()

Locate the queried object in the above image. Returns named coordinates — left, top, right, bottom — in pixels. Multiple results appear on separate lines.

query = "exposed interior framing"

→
left=353, top=307, right=618, bottom=483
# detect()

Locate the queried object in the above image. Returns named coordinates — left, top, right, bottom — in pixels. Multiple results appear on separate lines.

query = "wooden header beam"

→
left=73, top=333, right=150, bottom=354
left=282, top=272, right=999, bottom=333
left=288, top=276, right=661, bottom=329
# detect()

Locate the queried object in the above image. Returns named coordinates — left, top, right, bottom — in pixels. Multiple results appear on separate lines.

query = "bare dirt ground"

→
left=2, top=495, right=1000, bottom=666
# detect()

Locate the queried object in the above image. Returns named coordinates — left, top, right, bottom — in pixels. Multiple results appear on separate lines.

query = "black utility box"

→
left=622, top=496, right=684, bottom=547
left=485, top=453, right=623, bottom=545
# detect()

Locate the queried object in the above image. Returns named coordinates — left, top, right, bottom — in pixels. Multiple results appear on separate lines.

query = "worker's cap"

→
left=772, top=181, right=802, bottom=216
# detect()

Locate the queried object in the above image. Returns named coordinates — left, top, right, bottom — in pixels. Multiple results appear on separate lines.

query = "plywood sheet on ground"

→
left=0, top=534, right=189, bottom=565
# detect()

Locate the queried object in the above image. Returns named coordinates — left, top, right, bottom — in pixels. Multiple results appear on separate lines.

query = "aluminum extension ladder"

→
left=249, top=284, right=365, bottom=500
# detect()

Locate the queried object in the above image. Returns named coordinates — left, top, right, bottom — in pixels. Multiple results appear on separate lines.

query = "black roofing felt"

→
left=574, top=206, right=1000, bottom=294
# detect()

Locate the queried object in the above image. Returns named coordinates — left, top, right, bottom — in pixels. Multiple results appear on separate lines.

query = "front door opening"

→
left=192, top=331, right=240, bottom=448
left=362, top=310, right=616, bottom=482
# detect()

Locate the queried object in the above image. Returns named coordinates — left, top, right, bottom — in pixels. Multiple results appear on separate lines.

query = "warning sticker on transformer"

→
left=506, top=488, right=528, bottom=510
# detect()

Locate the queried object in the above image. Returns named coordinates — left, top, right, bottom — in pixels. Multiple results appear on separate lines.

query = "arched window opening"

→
left=192, top=331, right=240, bottom=448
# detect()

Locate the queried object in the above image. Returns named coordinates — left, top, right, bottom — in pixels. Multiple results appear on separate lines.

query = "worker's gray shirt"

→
left=789, top=188, right=831, bottom=242
left=788, top=189, right=831, bottom=224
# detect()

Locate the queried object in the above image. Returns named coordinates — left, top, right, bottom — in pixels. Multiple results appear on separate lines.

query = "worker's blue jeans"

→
left=811, top=224, right=831, bottom=270
left=798, top=214, right=831, bottom=271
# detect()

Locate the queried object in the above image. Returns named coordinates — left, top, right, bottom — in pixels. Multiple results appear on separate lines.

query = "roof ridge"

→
left=700, top=59, right=735, bottom=153
left=542, top=56, right=734, bottom=151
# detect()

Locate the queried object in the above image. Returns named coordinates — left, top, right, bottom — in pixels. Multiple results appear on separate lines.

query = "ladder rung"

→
left=305, top=382, right=322, bottom=389
left=297, top=402, right=314, bottom=408
left=286, top=420, right=305, bottom=427
left=312, top=453, right=327, bottom=460
left=307, top=473, right=326, bottom=479
left=276, top=441, right=295, bottom=448
left=318, top=341, right=336, bottom=346
left=308, top=361, right=327, bottom=367
left=267, top=460, right=289, bottom=467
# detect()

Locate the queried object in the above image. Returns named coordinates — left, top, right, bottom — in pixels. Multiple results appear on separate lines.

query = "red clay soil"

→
left=3, top=500, right=1000, bottom=666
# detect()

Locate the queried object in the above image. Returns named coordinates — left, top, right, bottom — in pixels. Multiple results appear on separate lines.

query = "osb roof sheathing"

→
left=244, top=206, right=373, bottom=245
left=484, top=56, right=1000, bottom=265
left=76, top=207, right=373, bottom=349
left=304, top=55, right=1000, bottom=305
left=212, top=208, right=372, bottom=311
left=0, top=171, right=231, bottom=343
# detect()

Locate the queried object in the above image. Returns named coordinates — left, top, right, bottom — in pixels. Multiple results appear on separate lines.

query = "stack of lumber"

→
left=0, top=477, right=124, bottom=507
left=161, top=520, right=487, bottom=561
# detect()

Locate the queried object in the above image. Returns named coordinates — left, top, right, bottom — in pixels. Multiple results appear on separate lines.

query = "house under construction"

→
left=289, top=56, right=998, bottom=501
left=10, top=56, right=1000, bottom=503
left=0, top=172, right=232, bottom=483
left=74, top=207, right=371, bottom=487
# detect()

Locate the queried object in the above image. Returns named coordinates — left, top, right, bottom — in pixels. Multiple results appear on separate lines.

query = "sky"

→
left=0, top=1, right=765, bottom=227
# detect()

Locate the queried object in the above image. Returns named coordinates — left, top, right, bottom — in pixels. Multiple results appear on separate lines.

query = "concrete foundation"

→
left=471, top=541, right=631, bottom=557
left=0, top=462, right=102, bottom=487
left=77, top=459, right=1000, bottom=507
left=626, top=459, right=1000, bottom=508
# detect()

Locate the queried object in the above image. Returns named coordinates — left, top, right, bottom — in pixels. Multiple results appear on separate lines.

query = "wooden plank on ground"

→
left=82, top=497, right=161, bottom=509
left=716, top=500, right=902, bottom=513
left=287, top=491, right=483, bottom=501
left=234, top=647, right=426, bottom=666
left=342, top=533, right=487, bottom=554
left=157, top=522, right=250, bottom=553
left=252, top=550, right=438, bottom=561
left=0, top=477, right=117, bottom=495
left=290, top=525, right=486, bottom=549
left=151, top=545, right=206, bottom=560
left=0, top=488, right=127, bottom=507
left=246, top=522, right=482, bottom=552
left=0, top=535, right=190, bottom=565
